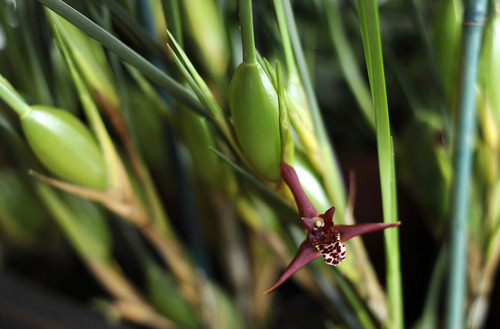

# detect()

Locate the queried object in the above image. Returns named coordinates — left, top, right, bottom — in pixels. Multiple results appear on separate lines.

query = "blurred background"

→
left=1, top=0, right=499, bottom=328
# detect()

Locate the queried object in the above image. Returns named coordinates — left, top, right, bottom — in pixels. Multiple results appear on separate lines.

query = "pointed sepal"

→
left=280, top=162, right=318, bottom=218
left=336, top=222, right=401, bottom=242
left=265, top=240, right=321, bottom=294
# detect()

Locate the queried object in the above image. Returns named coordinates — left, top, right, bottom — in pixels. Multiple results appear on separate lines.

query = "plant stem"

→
left=239, top=0, right=257, bottom=63
left=446, top=1, right=488, bottom=328
left=0, top=75, right=31, bottom=117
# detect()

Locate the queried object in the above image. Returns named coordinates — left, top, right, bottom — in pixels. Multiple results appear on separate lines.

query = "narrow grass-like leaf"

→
left=355, top=0, right=403, bottom=327
left=387, top=137, right=403, bottom=324
left=161, top=0, right=182, bottom=45
left=38, top=0, right=203, bottom=113
left=166, top=44, right=207, bottom=112
left=167, top=33, right=256, bottom=174
left=166, top=33, right=228, bottom=128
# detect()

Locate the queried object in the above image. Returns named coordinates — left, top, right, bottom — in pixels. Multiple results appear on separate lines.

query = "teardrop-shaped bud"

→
left=229, top=62, right=281, bottom=181
left=21, top=105, right=106, bottom=189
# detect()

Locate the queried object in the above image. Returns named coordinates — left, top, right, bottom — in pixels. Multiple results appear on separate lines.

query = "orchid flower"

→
left=266, top=162, right=400, bottom=293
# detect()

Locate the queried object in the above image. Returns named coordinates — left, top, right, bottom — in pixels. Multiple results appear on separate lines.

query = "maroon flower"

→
left=266, top=162, right=400, bottom=293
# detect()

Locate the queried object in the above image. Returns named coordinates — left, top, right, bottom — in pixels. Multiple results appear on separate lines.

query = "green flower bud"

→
left=229, top=62, right=281, bottom=181
left=21, top=105, right=107, bottom=189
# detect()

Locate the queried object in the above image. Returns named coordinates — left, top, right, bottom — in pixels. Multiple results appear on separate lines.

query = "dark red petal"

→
left=265, top=240, right=321, bottom=294
left=280, top=162, right=319, bottom=218
left=335, top=222, right=400, bottom=242
left=320, top=206, right=336, bottom=229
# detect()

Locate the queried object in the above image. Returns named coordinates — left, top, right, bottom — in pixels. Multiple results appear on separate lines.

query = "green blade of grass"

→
left=446, top=1, right=488, bottom=328
left=355, top=0, right=403, bottom=327
left=38, top=0, right=203, bottom=114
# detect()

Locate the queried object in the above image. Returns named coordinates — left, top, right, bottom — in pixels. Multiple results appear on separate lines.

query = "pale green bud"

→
left=21, top=105, right=107, bottom=189
left=229, top=62, right=281, bottom=181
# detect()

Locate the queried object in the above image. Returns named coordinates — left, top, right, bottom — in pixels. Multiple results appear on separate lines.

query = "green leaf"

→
left=355, top=0, right=403, bottom=327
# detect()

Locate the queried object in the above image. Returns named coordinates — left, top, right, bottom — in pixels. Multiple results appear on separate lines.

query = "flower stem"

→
left=446, top=1, right=488, bottom=328
left=0, top=75, right=31, bottom=118
left=239, top=0, right=257, bottom=64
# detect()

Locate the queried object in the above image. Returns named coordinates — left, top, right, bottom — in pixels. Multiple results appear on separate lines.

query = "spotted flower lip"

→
left=265, top=162, right=400, bottom=294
